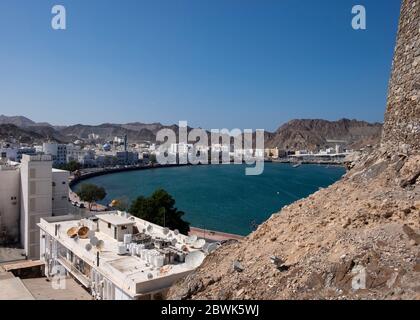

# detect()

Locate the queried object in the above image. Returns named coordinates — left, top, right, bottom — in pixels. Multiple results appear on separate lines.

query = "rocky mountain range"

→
left=0, top=115, right=51, bottom=128
left=265, top=119, right=382, bottom=151
left=0, top=115, right=382, bottom=150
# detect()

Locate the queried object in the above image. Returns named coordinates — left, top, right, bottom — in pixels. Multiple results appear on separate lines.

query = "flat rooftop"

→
left=38, top=211, right=206, bottom=297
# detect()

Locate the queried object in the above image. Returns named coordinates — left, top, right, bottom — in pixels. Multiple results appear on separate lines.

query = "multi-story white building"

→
left=0, top=146, right=18, bottom=161
left=0, top=155, right=69, bottom=258
left=67, top=145, right=96, bottom=166
left=38, top=211, right=208, bottom=300
left=43, top=142, right=67, bottom=166
left=20, top=154, right=53, bottom=259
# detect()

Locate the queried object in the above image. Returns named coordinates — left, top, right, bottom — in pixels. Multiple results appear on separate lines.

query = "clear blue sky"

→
left=0, top=0, right=401, bottom=131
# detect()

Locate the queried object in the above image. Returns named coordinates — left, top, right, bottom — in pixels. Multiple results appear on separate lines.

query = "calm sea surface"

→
left=74, top=163, right=345, bottom=235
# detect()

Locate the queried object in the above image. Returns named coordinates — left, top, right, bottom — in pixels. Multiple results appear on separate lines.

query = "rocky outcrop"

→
left=167, top=0, right=419, bottom=300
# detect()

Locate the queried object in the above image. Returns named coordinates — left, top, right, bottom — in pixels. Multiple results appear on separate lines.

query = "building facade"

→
left=43, top=143, right=68, bottom=166
left=0, top=155, right=70, bottom=258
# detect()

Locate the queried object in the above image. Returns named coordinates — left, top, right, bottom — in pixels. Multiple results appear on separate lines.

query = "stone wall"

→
left=382, top=0, right=420, bottom=153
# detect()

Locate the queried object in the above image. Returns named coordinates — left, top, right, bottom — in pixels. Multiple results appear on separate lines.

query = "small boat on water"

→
left=292, top=163, right=301, bottom=168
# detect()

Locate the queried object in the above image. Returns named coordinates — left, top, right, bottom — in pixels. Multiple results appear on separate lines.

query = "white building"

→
left=20, top=154, right=54, bottom=259
left=38, top=211, right=208, bottom=300
left=0, top=146, right=18, bottom=161
left=88, top=133, right=100, bottom=141
left=0, top=155, right=70, bottom=258
left=113, top=136, right=125, bottom=145
left=67, top=146, right=96, bottom=166
left=43, top=142, right=67, bottom=166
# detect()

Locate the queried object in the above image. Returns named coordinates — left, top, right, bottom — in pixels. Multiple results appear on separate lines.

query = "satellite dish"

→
left=171, top=238, right=178, bottom=246
left=90, top=236, right=98, bottom=246
left=147, top=273, right=153, bottom=280
left=185, top=251, right=205, bottom=269
left=87, top=230, right=95, bottom=239
left=192, top=239, right=206, bottom=249
left=163, top=227, right=169, bottom=235
left=174, top=229, right=179, bottom=235
left=85, top=243, right=92, bottom=251
left=78, top=226, right=90, bottom=239
left=96, top=240, right=105, bottom=251
left=167, top=232, right=173, bottom=238
left=67, top=227, right=78, bottom=238
left=147, top=225, right=153, bottom=233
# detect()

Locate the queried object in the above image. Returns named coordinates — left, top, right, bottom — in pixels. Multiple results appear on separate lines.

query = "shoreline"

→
left=68, top=161, right=344, bottom=242
left=69, top=160, right=345, bottom=187
left=188, top=227, right=245, bottom=242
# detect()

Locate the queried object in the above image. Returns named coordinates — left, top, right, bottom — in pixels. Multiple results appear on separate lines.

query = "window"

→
left=52, top=182, right=56, bottom=187
left=30, top=198, right=36, bottom=211
left=121, top=225, right=127, bottom=230
left=29, top=168, right=36, bottom=179
left=108, top=223, right=111, bottom=229
left=30, top=181, right=36, bottom=195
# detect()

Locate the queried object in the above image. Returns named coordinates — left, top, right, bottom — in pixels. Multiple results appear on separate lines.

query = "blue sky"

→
left=0, top=0, right=401, bottom=131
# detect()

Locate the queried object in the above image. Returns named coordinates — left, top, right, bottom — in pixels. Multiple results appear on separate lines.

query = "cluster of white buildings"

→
left=158, top=142, right=264, bottom=160
left=0, top=141, right=141, bottom=168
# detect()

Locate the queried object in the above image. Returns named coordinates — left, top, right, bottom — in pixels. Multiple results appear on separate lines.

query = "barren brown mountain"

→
left=167, top=0, right=419, bottom=300
left=265, top=119, right=382, bottom=152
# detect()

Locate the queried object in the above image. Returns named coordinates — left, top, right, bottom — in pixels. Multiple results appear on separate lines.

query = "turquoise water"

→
left=74, top=163, right=345, bottom=235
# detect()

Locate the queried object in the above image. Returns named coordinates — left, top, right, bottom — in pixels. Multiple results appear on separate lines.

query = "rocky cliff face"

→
left=167, top=0, right=420, bottom=300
